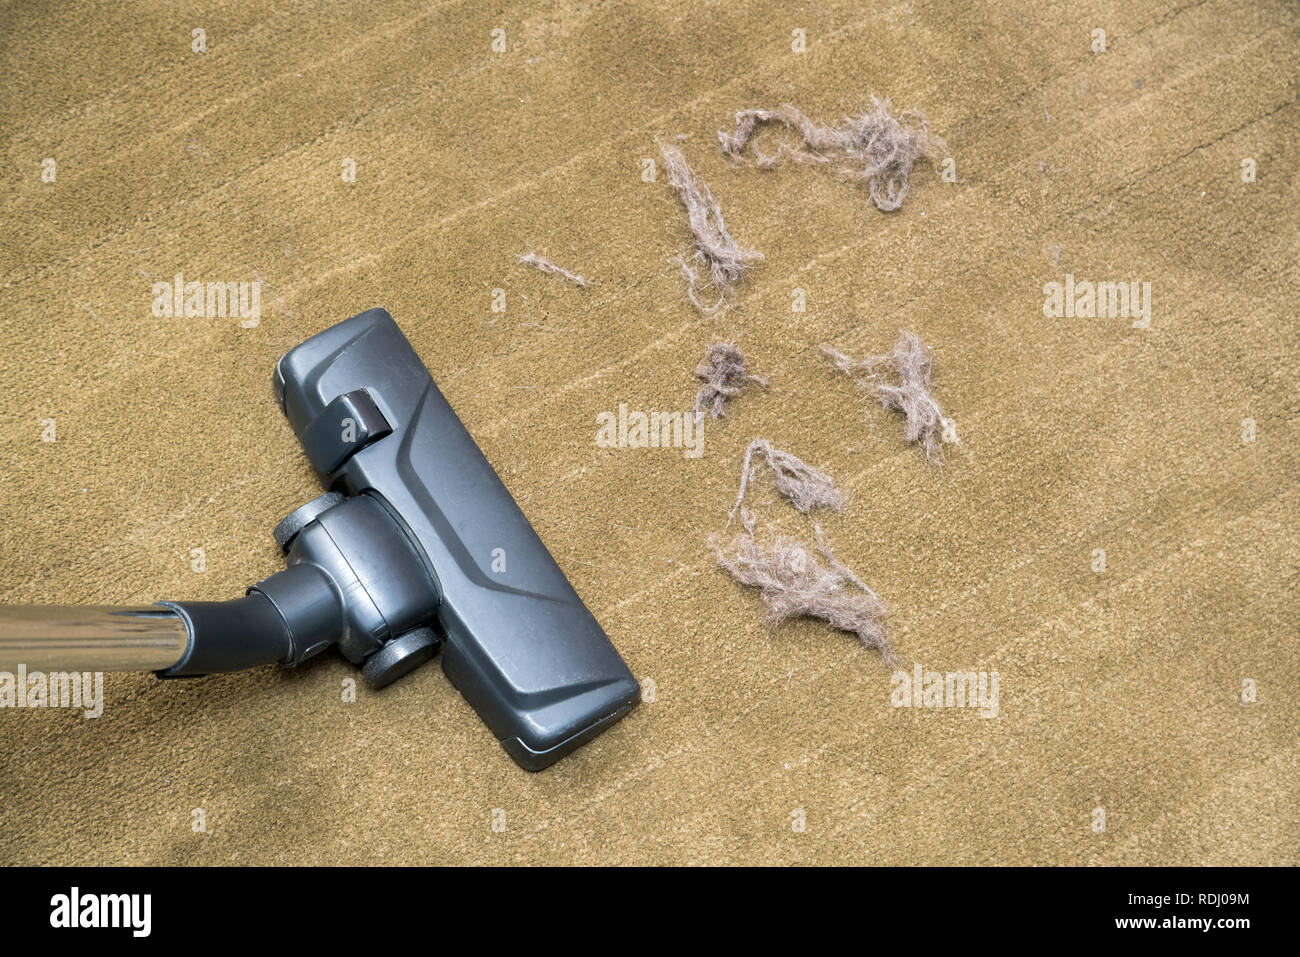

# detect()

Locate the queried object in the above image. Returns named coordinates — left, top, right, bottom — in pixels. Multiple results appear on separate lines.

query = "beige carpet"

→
left=0, top=0, right=1296, bottom=865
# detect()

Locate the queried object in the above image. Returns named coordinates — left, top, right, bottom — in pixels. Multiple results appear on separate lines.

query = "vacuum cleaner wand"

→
left=3, top=309, right=640, bottom=771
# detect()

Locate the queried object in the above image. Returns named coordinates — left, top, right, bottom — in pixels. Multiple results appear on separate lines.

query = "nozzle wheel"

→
left=274, top=491, right=345, bottom=551
left=361, top=627, right=441, bottom=688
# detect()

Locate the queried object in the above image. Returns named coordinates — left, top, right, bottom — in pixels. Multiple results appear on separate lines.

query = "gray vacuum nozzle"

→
left=159, top=309, right=639, bottom=771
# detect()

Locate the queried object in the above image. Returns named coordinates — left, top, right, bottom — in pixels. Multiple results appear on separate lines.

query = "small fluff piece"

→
left=659, top=140, right=763, bottom=312
left=711, top=523, right=893, bottom=663
left=694, top=342, right=767, bottom=419
left=718, top=98, right=941, bottom=212
left=731, top=438, right=844, bottom=519
left=518, top=252, right=589, bottom=288
left=822, top=330, right=957, bottom=463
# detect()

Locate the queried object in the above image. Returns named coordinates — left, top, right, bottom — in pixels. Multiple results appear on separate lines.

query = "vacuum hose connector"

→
left=158, top=492, right=441, bottom=686
left=156, top=592, right=295, bottom=677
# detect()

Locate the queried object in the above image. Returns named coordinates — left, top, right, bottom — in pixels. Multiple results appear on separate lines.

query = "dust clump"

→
left=718, top=98, right=941, bottom=212
left=729, top=438, right=844, bottom=519
left=822, top=330, right=957, bottom=463
left=659, top=140, right=763, bottom=312
left=711, top=517, right=894, bottom=664
left=694, top=343, right=767, bottom=420
left=709, top=440, right=895, bottom=662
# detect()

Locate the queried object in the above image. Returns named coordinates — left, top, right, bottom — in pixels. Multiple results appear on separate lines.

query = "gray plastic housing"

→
left=273, top=308, right=639, bottom=770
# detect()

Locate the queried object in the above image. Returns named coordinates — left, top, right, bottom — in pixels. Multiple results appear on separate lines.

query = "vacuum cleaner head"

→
left=162, top=308, right=639, bottom=770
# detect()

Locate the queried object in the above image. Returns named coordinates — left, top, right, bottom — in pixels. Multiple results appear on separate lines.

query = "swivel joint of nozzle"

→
left=158, top=492, right=442, bottom=688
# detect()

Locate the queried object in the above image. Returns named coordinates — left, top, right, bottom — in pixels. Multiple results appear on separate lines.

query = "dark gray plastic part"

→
left=273, top=490, right=344, bottom=551
left=300, top=389, right=391, bottom=475
left=362, top=626, right=441, bottom=688
left=157, top=593, right=293, bottom=677
left=274, top=308, right=639, bottom=770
